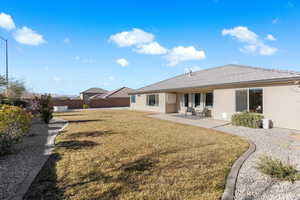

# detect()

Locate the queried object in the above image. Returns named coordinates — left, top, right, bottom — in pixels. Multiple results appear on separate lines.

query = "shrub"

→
left=231, top=112, right=264, bottom=128
left=257, top=156, right=300, bottom=182
left=83, top=104, right=89, bottom=109
left=0, top=105, right=32, bottom=155
left=36, top=94, right=53, bottom=124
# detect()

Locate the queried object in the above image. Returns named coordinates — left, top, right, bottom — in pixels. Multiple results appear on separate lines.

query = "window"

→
left=205, top=92, right=213, bottom=107
left=235, top=88, right=263, bottom=113
left=147, top=94, right=159, bottom=106
left=249, top=89, right=263, bottom=113
left=236, top=90, right=248, bottom=112
left=184, top=93, right=189, bottom=107
left=130, top=95, right=136, bottom=103
left=194, top=93, right=201, bottom=107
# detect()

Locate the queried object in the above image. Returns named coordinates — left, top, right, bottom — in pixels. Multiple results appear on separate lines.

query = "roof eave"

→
left=128, top=77, right=300, bottom=95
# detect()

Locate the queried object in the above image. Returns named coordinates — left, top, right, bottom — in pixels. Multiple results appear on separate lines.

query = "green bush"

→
left=257, top=156, right=300, bottom=182
left=83, top=104, right=89, bottom=109
left=0, top=105, right=32, bottom=155
left=36, top=94, right=53, bottom=124
left=231, top=112, right=264, bottom=128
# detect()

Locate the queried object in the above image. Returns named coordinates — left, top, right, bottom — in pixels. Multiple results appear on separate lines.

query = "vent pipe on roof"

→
left=188, top=69, right=192, bottom=77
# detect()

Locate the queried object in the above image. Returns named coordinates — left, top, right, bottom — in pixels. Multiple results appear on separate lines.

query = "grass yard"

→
left=25, top=110, right=248, bottom=200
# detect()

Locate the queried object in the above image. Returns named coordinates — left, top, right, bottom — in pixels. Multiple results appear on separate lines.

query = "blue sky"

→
left=0, top=0, right=299, bottom=95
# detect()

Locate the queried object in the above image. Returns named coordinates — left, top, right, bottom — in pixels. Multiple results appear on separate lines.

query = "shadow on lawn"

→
left=67, top=130, right=120, bottom=139
left=24, top=143, right=222, bottom=200
left=54, top=119, right=103, bottom=124
left=56, top=140, right=98, bottom=150
left=23, top=153, right=64, bottom=200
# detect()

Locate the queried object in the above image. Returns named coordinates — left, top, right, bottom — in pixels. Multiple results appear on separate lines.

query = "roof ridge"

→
left=104, top=87, right=125, bottom=98
left=135, top=64, right=247, bottom=91
left=229, top=64, right=300, bottom=75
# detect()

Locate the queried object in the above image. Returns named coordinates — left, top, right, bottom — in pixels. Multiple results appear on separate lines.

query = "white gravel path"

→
left=215, top=125, right=300, bottom=200
left=0, top=118, right=67, bottom=200
left=150, top=114, right=300, bottom=200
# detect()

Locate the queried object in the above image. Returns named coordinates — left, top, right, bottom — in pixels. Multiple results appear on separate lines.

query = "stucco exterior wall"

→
left=264, top=85, right=300, bottom=130
left=213, top=85, right=300, bottom=130
left=130, top=93, right=167, bottom=113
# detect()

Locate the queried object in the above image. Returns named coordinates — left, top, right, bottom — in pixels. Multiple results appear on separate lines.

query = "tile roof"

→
left=88, top=87, right=135, bottom=99
left=133, top=64, right=300, bottom=93
left=81, top=87, right=108, bottom=94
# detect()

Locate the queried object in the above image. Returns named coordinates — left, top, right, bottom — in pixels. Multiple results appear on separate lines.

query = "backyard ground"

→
left=24, top=109, right=248, bottom=200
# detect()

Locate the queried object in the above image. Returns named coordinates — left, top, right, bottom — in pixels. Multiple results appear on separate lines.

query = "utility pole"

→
left=0, top=36, right=8, bottom=85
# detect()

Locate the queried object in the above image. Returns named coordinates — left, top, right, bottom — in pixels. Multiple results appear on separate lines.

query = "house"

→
left=80, top=88, right=108, bottom=101
left=85, top=87, right=135, bottom=108
left=129, top=64, right=300, bottom=130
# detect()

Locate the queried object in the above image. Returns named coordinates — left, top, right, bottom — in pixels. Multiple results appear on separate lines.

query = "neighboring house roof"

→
left=89, top=87, right=134, bottom=99
left=131, top=64, right=300, bottom=94
left=88, top=93, right=107, bottom=100
left=81, top=87, right=108, bottom=94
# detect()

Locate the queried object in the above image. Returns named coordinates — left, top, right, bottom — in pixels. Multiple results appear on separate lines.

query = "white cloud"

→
left=265, top=34, right=276, bottom=41
left=74, top=56, right=80, bottom=60
left=240, top=45, right=257, bottom=53
left=63, top=37, right=70, bottom=43
left=116, top=58, right=129, bottom=67
left=0, top=13, right=16, bottom=30
left=184, top=66, right=201, bottom=73
left=222, top=26, right=258, bottom=44
left=136, top=42, right=167, bottom=55
left=14, top=26, right=45, bottom=46
left=53, top=77, right=62, bottom=82
left=259, top=44, right=278, bottom=55
left=222, top=26, right=277, bottom=56
left=166, top=46, right=206, bottom=66
left=272, top=18, right=279, bottom=24
left=109, top=28, right=154, bottom=47
left=108, top=76, right=115, bottom=81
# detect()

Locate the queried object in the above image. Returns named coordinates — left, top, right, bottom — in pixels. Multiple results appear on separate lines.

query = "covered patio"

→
left=150, top=113, right=230, bottom=129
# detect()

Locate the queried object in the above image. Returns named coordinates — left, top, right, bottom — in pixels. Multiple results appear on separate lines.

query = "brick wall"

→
left=51, top=99, right=83, bottom=109
left=88, top=98, right=130, bottom=108
left=51, top=98, right=130, bottom=109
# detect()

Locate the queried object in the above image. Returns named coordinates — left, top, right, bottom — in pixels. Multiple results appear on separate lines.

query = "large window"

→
left=147, top=94, right=159, bottom=106
left=249, top=89, right=263, bottom=113
left=130, top=95, right=136, bottom=103
left=205, top=92, right=213, bottom=107
left=194, top=93, right=201, bottom=107
left=235, top=88, right=263, bottom=113
left=236, top=90, right=248, bottom=112
left=184, top=93, right=189, bottom=107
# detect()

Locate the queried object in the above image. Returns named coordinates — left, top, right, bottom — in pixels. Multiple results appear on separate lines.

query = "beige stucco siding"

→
left=130, top=93, right=166, bottom=113
left=213, top=85, right=300, bottom=130
left=212, top=89, right=235, bottom=121
left=130, top=93, right=177, bottom=113
left=264, top=85, right=300, bottom=130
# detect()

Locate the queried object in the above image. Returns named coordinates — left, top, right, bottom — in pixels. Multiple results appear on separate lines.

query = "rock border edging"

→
left=222, top=140, right=256, bottom=200
left=9, top=118, right=68, bottom=200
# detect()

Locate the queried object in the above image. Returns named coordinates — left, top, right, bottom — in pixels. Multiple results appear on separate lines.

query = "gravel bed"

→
left=214, top=125, right=300, bottom=200
left=0, top=118, right=66, bottom=200
left=151, top=114, right=300, bottom=200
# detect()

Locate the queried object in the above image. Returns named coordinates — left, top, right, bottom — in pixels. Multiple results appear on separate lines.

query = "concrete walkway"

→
left=0, top=118, right=67, bottom=200
left=150, top=113, right=300, bottom=200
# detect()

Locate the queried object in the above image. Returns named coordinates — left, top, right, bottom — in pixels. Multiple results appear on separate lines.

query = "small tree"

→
left=36, top=94, right=53, bottom=123
left=6, top=79, right=26, bottom=100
